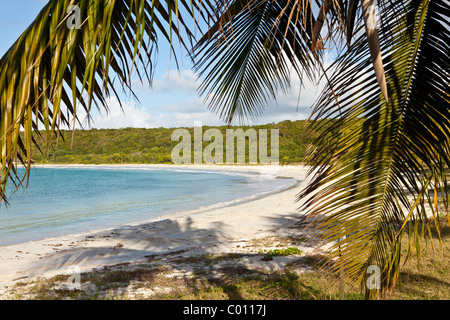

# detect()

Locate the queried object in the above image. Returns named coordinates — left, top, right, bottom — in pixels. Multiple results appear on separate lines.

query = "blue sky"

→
left=0, top=0, right=326, bottom=129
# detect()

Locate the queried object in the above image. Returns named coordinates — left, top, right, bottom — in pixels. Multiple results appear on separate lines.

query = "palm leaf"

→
left=0, top=0, right=212, bottom=203
left=346, top=0, right=358, bottom=46
left=361, top=0, right=388, bottom=102
left=193, top=0, right=318, bottom=125
left=300, top=0, right=450, bottom=298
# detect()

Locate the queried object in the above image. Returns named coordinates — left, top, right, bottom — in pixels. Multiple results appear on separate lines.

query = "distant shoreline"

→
left=30, top=163, right=301, bottom=168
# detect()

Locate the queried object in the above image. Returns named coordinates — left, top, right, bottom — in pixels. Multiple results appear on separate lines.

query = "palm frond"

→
left=0, top=0, right=211, bottom=202
left=193, top=0, right=318, bottom=125
left=300, top=0, right=450, bottom=298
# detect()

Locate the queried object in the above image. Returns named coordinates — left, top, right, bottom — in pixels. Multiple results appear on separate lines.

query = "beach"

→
left=0, top=164, right=316, bottom=297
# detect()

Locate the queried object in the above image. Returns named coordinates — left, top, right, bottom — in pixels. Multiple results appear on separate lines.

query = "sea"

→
left=0, top=166, right=296, bottom=246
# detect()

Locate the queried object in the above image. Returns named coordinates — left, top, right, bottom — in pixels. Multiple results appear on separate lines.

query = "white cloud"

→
left=71, top=96, right=223, bottom=129
left=162, top=97, right=209, bottom=113
left=149, top=111, right=226, bottom=128
left=152, top=69, right=200, bottom=93
left=132, top=69, right=200, bottom=94
left=76, top=97, right=154, bottom=129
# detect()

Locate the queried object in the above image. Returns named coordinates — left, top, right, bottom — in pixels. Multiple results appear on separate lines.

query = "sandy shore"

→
left=0, top=164, right=316, bottom=296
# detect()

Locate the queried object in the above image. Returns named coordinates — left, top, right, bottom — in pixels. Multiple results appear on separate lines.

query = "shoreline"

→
left=2, top=163, right=301, bottom=247
left=0, top=164, right=313, bottom=294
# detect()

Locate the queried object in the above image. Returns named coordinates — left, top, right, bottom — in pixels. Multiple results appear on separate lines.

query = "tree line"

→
left=27, top=120, right=321, bottom=165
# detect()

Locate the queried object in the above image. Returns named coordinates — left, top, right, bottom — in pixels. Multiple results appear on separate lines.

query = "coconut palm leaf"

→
left=311, top=0, right=330, bottom=52
left=300, top=0, right=450, bottom=298
left=195, top=0, right=449, bottom=298
left=346, top=0, right=358, bottom=46
left=193, top=0, right=390, bottom=123
left=0, top=0, right=213, bottom=203
left=313, top=0, right=389, bottom=101
left=193, top=0, right=318, bottom=125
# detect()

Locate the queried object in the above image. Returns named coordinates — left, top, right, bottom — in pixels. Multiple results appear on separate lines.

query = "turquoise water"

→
left=0, top=166, right=295, bottom=246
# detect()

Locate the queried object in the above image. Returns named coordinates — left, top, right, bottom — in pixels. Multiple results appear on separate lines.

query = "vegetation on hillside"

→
left=27, top=120, right=318, bottom=165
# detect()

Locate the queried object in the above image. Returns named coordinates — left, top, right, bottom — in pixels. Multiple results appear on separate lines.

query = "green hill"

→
left=27, top=120, right=320, bottom=165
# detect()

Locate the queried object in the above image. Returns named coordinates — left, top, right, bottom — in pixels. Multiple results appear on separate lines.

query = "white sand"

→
left=0, top=164, right=315, bottom=294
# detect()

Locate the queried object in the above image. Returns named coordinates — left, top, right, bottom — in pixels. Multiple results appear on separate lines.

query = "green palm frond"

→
left=193, top=0, right=318, bottom=125
left=0, top=0, right=212, bottom=202
left=193, top=0, right=391, bottom=124
left=300, top=0, right=450, bottom=298
left=193, top=0, right=449, bottom=298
